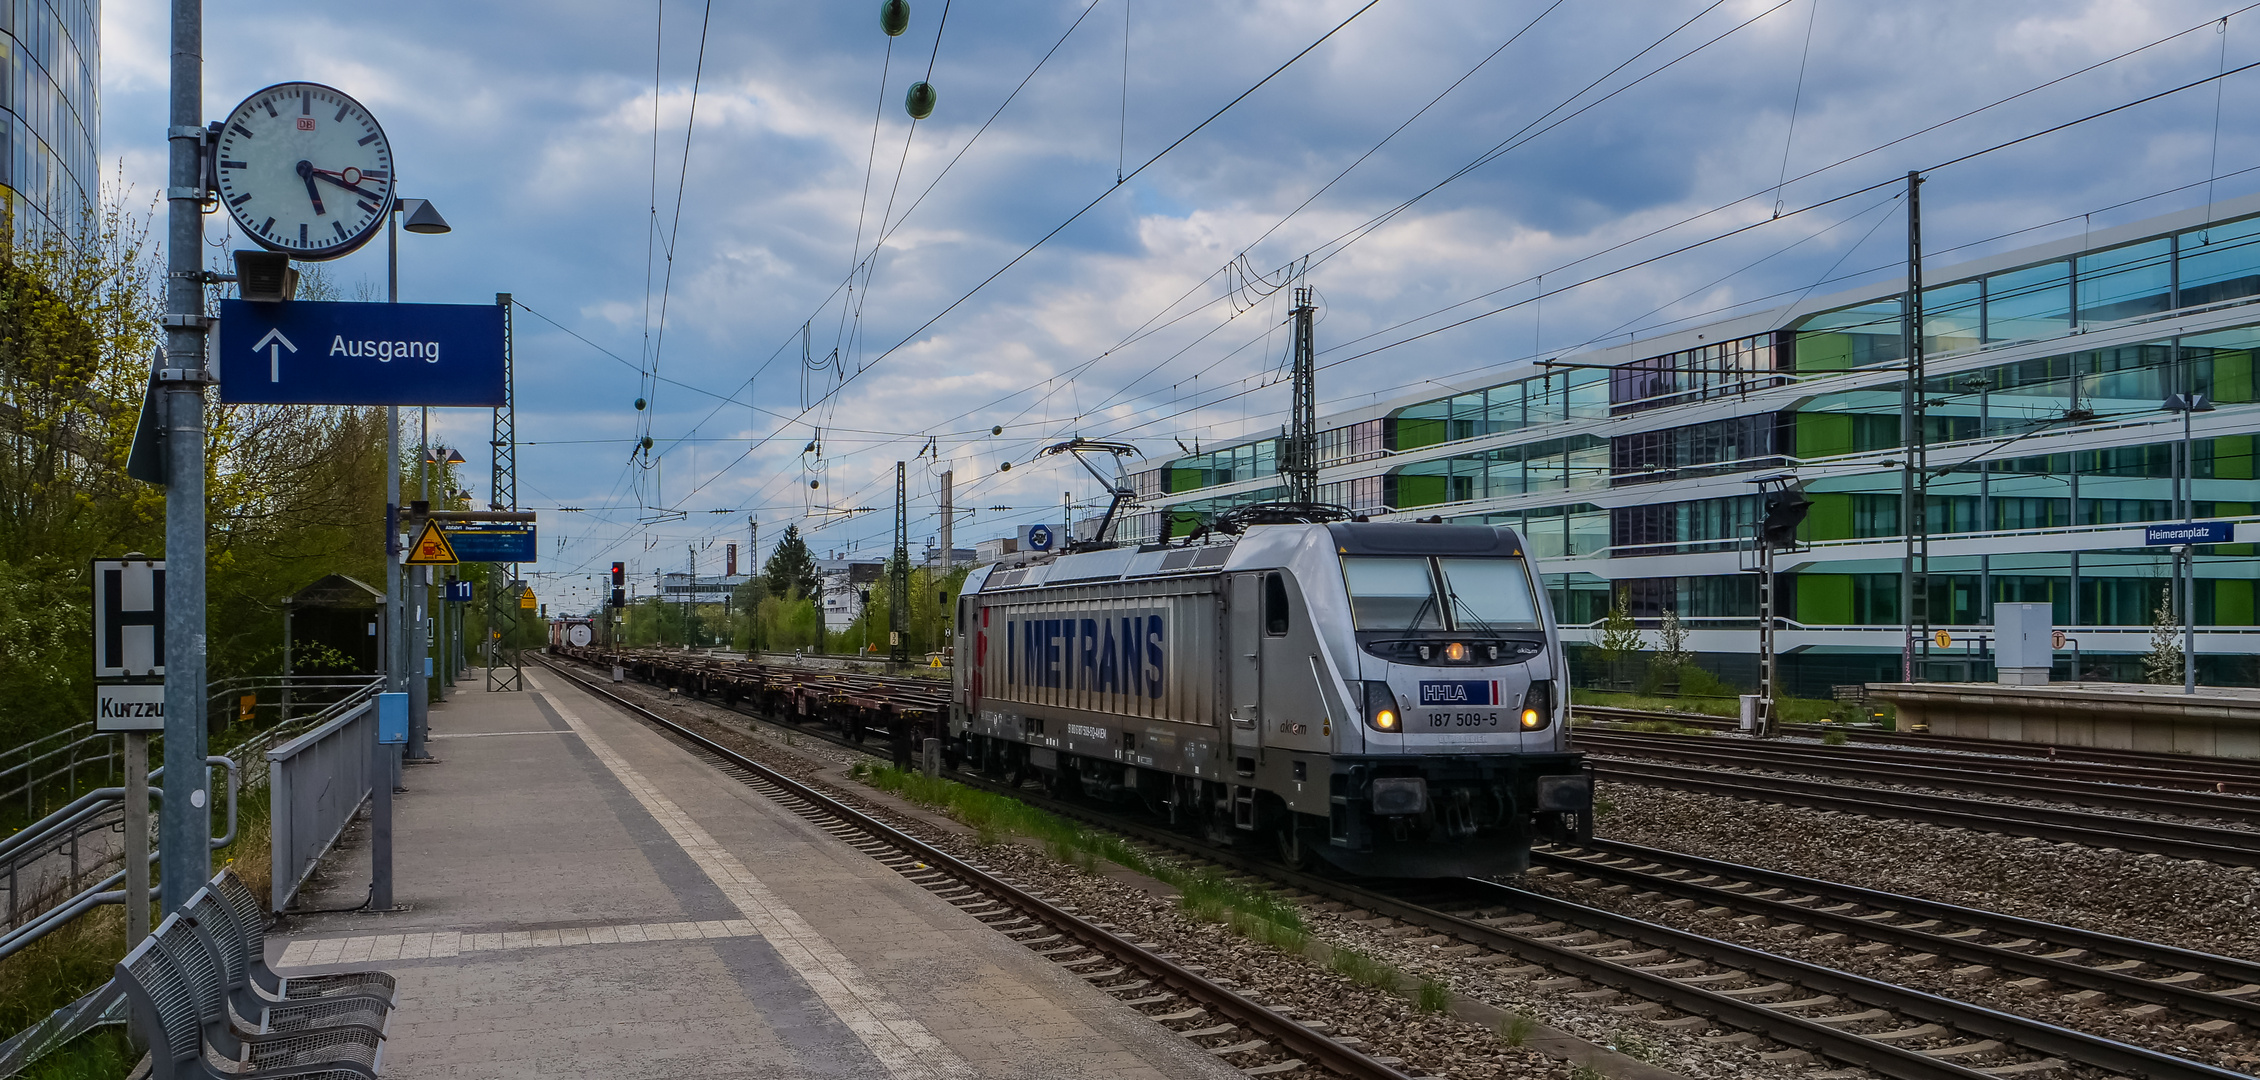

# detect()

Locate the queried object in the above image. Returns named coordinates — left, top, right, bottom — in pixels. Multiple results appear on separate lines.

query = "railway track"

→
left=545, top=651, right=2260, bottom=1080
left=1528, top=839, right=2260, bottom=1026
left=1574, top=731, right=2260, bottom=824
left=1588, top=757, right=2260, bottom=865
left=534, top=655, right=1422, bottom=1080
left=1573, top=706, right=2260, bottom=786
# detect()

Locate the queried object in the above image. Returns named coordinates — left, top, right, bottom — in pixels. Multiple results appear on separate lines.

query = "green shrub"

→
left=1821, top=729, right=1848, bottom=747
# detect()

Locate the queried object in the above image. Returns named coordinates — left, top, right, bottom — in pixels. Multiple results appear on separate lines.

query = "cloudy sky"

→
left=102, top=0, right=2260, bottom=612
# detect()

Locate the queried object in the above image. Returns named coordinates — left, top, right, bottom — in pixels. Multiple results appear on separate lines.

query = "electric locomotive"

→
left=949, top=520, right=1590, bottom=878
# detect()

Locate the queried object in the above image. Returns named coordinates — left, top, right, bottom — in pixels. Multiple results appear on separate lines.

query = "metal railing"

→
left=0, top=755, right=236, bottom=962
left=0, top=675, right=379, bottom=828
left=266, top=698, right=380, bottom=913
left=0, top=680, right=381, bottom=941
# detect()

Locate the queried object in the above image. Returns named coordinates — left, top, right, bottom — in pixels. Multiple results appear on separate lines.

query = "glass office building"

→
left=1127, top=195, right=2260, bottom=692
left=0, top=0, right=96, bottom=238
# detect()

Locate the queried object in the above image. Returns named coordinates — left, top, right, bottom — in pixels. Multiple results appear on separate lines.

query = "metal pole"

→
left=1897, top=170, right=1925, bottom=684
left=124, top=732, right=149, bottom=945
left=370, top=739, right=394, bottom=910
left=160, top=0, right=211, bottom=914
left=1758, top=539, right=1776, bottom=737
left=2185, top=404, right=2197, bottom=694
left=409, top=407, right=430, bottom=755
left=386, top=213, right=404, bottom=710
left=939, top=471, right=953, bottom=570
left=280, top=601, right=292, bottom=723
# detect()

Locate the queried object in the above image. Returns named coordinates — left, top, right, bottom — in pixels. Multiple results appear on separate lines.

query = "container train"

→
left=558, top=520, right=1590, bottom=878
left=950, top=520, right=1590, bottom=878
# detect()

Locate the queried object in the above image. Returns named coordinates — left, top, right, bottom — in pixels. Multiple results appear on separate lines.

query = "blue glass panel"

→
left=1985, top=261, right=2070, bottom=343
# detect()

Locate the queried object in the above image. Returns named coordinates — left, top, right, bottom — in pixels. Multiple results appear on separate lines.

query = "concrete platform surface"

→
left=279, top=671, right=1242, bottom=1080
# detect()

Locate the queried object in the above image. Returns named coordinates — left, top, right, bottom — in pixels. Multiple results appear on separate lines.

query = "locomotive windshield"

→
left=1437, top=557, right=1541, bottom=628
left=1342, top=555, right=1540, bottom=631
left=1342, top=557, right=1446, bottom=630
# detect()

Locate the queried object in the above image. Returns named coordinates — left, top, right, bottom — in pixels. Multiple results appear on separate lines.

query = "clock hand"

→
left=309, top=169, right=385, bottom=201
left=294, top=160, right=327, bottom=216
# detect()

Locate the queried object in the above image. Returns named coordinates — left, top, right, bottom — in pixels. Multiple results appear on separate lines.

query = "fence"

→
left=265, top=697, right=379, bottom=913
left=0, top=675, right=381, bottom=831
left=0, top=680, right=380, bottom=939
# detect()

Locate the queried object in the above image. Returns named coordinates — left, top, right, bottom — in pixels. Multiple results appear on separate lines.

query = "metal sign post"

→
left=161, top=0, right=212, bottom=918
left=95, top=556, right=164, bottom=941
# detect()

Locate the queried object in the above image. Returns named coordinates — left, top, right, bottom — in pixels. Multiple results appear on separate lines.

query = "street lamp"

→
left=384, top=197, right=450, bottom=768
left=2163, top=392, right=2215, bottom=695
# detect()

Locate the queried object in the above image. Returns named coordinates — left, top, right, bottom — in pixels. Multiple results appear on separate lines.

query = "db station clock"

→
left=213, top=82, right=395, bottom=260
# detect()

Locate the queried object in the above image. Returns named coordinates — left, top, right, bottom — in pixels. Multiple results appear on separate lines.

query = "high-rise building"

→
left=0, top=0, right=97, bottom=238
left=1128, top=194, right=2260, bottom=693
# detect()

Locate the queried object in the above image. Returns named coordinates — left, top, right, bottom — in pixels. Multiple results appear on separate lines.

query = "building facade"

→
left=1, top=0, right=96, bottom=238
left=1128, top=195, right=2260, bottom=694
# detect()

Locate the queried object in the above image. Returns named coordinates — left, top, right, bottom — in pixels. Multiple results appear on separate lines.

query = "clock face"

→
left=214, top=82, right=395, bottom=261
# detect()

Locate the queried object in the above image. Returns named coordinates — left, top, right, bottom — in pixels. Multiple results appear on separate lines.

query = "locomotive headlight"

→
left=1443, top=641, right=1469, bottom=663
left=1363, top=681, right=1401, bottom=732
left=1520, top=679, right=1553, bottom=731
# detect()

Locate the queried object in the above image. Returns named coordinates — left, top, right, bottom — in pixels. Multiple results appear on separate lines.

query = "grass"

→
left=0, top=782, right=275, bottom=1078
left=1607, top=1027, right=1659, bottom=1063
left=1499, top=1010, right=1537, bottom=1047
left=1822, top=728, right=1849, bottom=746
left=1570, top=1065, right=1607, bottom=1080
left=1415, top=976, right=1453, bottom=1014
left=1582, top=686, right=1898, bottom=732
left=846, top=762, right=1306, bottom=946
left=1326, top=946, right=1399, bottom=991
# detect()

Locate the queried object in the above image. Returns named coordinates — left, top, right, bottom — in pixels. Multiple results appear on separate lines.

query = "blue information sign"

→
left=446, top=580, right=474, bottom=603
left=2145, top=520, right=2234, bottom=546
left=216, top=299, right=506, bottom=406
left=446, top=522, right=537, bottom=563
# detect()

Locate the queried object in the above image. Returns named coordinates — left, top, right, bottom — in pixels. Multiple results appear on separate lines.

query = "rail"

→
left=0, top=755, right=237, bottom=963
left=0, top=680, right=379, bottom=940
left=0, top=675, right=380, bottom=827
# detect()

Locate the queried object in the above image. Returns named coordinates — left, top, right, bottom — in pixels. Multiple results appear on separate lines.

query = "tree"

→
left=1594, top=586, right=1646, bottom=690
left=2142, top=588, right=2184, bottom=685
left=1645, top=607, right=1692, bottom=691
left=762, top=524, right=821, bottom=602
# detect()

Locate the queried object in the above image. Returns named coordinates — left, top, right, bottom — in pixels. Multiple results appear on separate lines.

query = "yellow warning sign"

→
left=1933, top=629, right=1953, bottom=649
left=519, top=588, right=537, bottom=610
left=405, top=520, right=459, bottom=565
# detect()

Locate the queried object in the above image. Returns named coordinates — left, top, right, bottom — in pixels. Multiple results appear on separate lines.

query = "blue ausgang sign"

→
left=216, top=299, right=506, bottom=406
left=2145, top=520, right=2234, bottom=545
left=446, top=522, right=537, bottom=563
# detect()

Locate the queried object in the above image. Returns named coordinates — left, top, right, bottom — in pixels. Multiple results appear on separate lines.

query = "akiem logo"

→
left=1006, top=612, right=1166, bottom=699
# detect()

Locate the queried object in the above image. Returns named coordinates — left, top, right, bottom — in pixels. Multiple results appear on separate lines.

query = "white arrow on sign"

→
left=252, top=328, right=298, bottom=383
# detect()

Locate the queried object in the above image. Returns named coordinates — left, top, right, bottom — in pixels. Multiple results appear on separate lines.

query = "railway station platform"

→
left=1871, top=680, right=2260, bottom=759
left=276, top=672, right=1243, bottom=1080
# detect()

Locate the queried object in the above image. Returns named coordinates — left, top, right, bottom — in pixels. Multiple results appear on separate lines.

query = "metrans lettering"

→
left=1005, top=612, right=1166, bottom=698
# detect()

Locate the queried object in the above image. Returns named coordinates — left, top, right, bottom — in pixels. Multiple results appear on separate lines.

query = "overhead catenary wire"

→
left=553, top=4, right=2260, bottom=582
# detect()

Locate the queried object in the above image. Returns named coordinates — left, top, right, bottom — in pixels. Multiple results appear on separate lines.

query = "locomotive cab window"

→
left=1264, top=573, right=1291, bottom=636
left=1340, top=557, right=1446, bottom=630
left=1436, top=558, right=1541, bottom=629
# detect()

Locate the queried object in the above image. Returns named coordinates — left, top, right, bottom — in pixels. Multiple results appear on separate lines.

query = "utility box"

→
left=1738, top=694, right=1760, bottom=732
left=1994, top=603, right=2054, bottom=684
